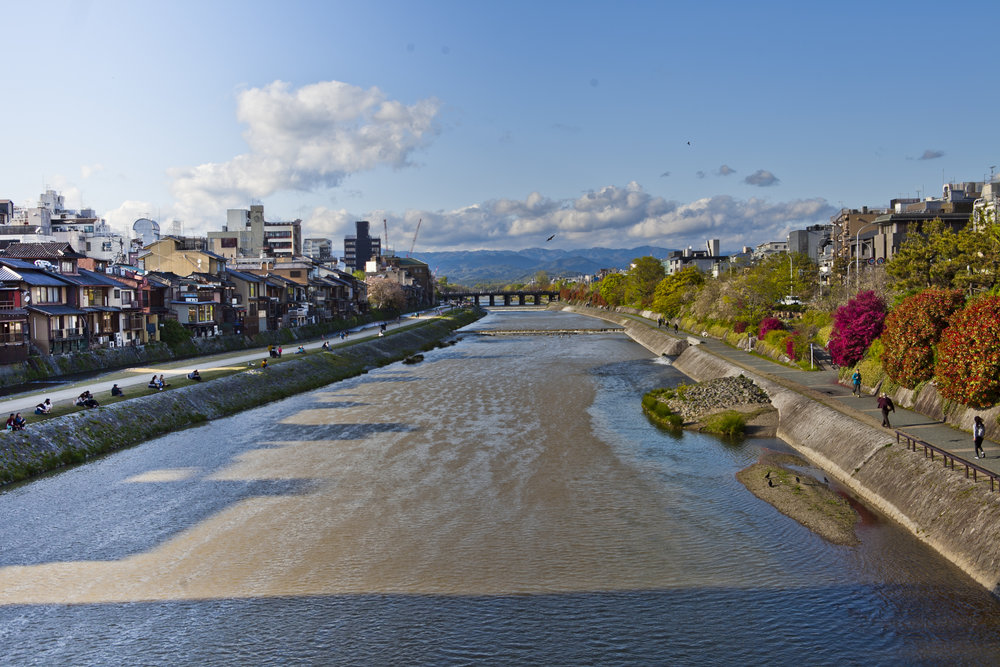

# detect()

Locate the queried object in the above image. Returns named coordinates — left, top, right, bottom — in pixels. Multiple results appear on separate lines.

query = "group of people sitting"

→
left=74, top=391, right=99, bottom=408
left=187, top=369, right=201, bottom=381
left=34, top=399, right=51, bottom=415
left=147, top=375, right=170, bottom=391
left=6, top=413, right=26, bottom=431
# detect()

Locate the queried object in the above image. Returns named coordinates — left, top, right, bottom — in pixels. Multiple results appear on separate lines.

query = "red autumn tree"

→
left=828, top=290, right=886, bottom=367
left=880, top=289, right=964, bottom=388
left=935, top=296, right=1000, bottom=408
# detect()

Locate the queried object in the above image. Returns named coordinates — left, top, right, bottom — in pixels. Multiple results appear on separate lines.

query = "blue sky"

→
left=2, top=0, right=996, bottom=253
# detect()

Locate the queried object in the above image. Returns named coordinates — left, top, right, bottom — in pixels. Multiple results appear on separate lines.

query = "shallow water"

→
left=0, top=309, right=998, bottom=665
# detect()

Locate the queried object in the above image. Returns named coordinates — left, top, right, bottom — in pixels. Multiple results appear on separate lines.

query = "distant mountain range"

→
left=412, top=246, right=675, bottom=287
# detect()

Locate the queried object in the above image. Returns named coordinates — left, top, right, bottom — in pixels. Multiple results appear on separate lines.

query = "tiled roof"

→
left=1, top=242, right=83, bottom=259
left=26, top=304, right=87, bottom=316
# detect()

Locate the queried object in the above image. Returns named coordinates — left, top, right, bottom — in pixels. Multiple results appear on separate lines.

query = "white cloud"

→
left=717, top=164, right=736, bottom=176
left=102, top=200, right=158, bottom=236
left=313, top=182, right=836, bottom=252
left=81, top=163, right=104, bottom=179
left=169, top=80, right=441, bottom=231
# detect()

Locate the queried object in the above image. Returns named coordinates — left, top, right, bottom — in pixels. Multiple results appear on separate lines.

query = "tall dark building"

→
left=344, top=220, right=381, bottom=272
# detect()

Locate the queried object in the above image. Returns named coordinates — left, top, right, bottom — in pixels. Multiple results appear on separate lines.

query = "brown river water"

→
left=0, top=309, right=998, bottom=665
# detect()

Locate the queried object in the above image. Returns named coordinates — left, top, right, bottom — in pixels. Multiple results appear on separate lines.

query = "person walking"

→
left=851, top=370, right=862, bottom=397
left=877, top=392, right=895, bottom=428
left=974, top=416, right=986, bottom=459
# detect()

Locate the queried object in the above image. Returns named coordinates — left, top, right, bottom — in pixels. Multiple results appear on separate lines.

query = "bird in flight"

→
left=546, top=234, right=556, bottom=241
left=686, top=141, right=691, bottom=146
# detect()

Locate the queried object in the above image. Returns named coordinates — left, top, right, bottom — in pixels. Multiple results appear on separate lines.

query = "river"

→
left=0, top=308, right=998, bottom=665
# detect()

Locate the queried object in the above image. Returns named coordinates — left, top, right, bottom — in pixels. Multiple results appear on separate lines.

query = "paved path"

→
left=0, top=309, right=449, bottom=418
left=628, top=314, right=1000, bottom=474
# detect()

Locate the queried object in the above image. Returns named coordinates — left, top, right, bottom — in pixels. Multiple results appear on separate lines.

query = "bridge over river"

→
left=444, top=289, right=560, bottom=306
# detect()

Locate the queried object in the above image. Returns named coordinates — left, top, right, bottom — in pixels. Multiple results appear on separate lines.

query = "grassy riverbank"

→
left=0, top=308, right=484, bottom=486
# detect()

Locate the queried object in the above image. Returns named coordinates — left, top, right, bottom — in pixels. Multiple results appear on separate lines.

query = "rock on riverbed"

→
left=663, top=374, right=778, bottom=436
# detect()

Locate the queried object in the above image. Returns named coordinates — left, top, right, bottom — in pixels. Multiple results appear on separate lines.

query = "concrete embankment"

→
left=671, top=344, right=1000, bottom=592
left=560, top=303, right=1000, bottom=593
left=0, top=310, right=483, bottom=486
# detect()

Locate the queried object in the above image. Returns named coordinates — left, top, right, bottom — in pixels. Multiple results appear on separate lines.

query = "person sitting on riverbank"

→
left=187, top=369, right=202, bottom=381
left=6, top=414, right=14, bottom=430
left=261, top=359, right=268, bottom=369
left=111, top=384, right=123, bottom=397
left=75, top=391, right=99, bottom=408
left=158, top=374, right=170, bottom=388
left=148, top=375, right=159, bottom=390
left=295, top=346, right=305, bottom=354
left=34, top=399, right=51, bottom=415
left=321, top=341, right=330, bottom=350
left=12, top=413, right=25, bottom=431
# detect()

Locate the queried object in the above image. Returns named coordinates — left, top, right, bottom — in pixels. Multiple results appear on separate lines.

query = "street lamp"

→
left=854, top=222, right=880, bottom=288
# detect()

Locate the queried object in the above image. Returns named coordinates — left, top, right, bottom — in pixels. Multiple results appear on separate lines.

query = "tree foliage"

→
left=935, top=296, right=1000, bottom=408
left=159, top=318, right=192, bottom=347
left=828, top=290, right=886, bottom=367
left=626, top=256, right=665, bottom=307
left=880, top=289, right=965, bottom=388
left=651, top=266, right=704, bottom=317
left=598, top=273, right=628, bottom=307
left=366, top=276, right=406, bottom=311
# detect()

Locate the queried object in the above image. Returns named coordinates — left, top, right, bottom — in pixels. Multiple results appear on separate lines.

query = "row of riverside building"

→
left=0, top=194, right=435, bottom=364
left=659, top=178, right=1000, bottom=288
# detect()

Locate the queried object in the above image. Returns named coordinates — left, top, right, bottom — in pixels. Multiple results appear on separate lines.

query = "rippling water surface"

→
left=0, top=309, right=999, bottom=665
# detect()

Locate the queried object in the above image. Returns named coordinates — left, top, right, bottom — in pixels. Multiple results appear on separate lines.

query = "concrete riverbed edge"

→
left=559, top=304, right=1000, bottom=595
left=0, top=309, right=484, bottom=487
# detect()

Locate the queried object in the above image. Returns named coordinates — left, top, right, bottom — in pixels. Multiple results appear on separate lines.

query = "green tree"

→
left=534, top=270, right=550, bottom=288
left=652, top=266, right=704, bottom=317
left=887, top=218, right=969, bottom=290
left=352, top=269, right=366, bottom=282
left=599, top=273, right=628, bottom=307
left=158, top=318, right=192, bottom=347
left=626, top=256, right=666, bottom=306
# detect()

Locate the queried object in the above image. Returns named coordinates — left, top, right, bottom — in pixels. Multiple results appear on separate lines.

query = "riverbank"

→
left=0, top=308, right=484, bottom=486
left=0, top=310, right=424, bottom=391
left=559, top=303, right=1000, bottom=594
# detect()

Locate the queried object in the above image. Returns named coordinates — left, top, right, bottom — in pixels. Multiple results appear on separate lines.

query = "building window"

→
left=32, top=286, right=61, bottom=304
left=289, top=270, right=302, bottom=277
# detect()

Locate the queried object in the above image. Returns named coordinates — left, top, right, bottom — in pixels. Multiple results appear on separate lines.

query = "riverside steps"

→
left=558, top=304, right=1000, bottom=594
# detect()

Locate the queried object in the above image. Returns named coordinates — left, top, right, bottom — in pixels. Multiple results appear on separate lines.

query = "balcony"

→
left=0, top=331, right=25, bottom=345
left=52, top=328, right=85, bottom=340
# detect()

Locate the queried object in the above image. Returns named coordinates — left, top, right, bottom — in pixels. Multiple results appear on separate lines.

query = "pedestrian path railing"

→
left=896, top=430, right=1000, bottom=492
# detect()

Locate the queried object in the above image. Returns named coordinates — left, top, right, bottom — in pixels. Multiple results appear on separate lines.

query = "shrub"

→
left=758, top=317, right=784, bottom=338
left=785, top=335, right=796, bottom=360
left=733, top=321, right=748, bottom=334
left=880, top=289, right=964, bottom=388
left=158, top=319, right=192, bottom=348
left=828, top=290, right=886, bottom=367
left=935, top=296, right=1000, bottom=408
left=702, top=410, right=746, bottom=437
left=641, top=390, right=683, bottom=428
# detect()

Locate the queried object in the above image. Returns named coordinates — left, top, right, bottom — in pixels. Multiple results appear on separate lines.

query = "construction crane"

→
left=408, top=218, right=422, bottom=257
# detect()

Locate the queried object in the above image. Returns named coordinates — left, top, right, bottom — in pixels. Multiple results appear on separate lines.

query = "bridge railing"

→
left=895, top=430, right=1000, bottom=492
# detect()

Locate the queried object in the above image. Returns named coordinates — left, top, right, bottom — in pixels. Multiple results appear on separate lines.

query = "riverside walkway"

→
left=626, top=313, right=1000, bottom=475
left=0, top=309, right=446, bottom=419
